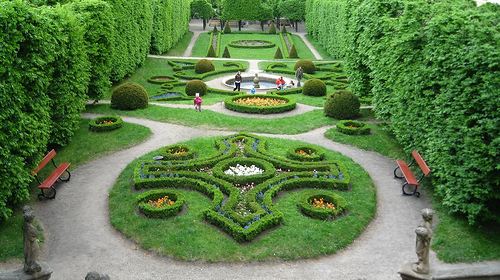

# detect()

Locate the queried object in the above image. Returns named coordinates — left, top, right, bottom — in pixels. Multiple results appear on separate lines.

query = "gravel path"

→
left=183, top=31, right=202, bottom=57
left=20, top=115, right=436, bottom=280
left=293, top=32, right=323, bottom=60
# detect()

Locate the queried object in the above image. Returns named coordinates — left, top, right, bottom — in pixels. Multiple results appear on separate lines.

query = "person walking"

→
left=295, top=66, right=304, bottom=87
left=233, top=71, right=242, bottom=92
left=194, top=93, right=202, bottom=112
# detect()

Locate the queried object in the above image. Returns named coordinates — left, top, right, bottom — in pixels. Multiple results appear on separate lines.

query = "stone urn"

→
left=253, top=73, right=260, bottom=89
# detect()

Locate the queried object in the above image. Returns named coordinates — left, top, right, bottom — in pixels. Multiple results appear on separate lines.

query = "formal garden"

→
left=0, top=0, right=499, bottom=279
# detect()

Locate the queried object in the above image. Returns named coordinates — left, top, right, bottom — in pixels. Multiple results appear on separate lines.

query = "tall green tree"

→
left=280, top=0, right=305, bottom=31
left=221, top=0, right=272, bottom=31
left=191, top=0, right=214, bottom=30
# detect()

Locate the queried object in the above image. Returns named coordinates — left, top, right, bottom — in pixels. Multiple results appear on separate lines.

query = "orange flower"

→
left=311, top=197, right=336, bottom=210
left=148, top=195, right=175, bottom=208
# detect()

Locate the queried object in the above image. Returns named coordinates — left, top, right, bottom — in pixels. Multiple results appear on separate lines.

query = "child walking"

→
left=194, top=93, right=202, bottom=112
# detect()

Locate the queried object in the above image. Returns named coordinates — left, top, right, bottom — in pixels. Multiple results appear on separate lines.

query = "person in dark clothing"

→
left=295, top=66, right=304, bottom=87
left=233, top=71, right=242, bottom=91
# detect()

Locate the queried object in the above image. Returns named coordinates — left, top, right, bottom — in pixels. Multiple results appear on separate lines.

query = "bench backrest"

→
left=412, top=150, right=431, bottom=176
left=32, top=149, right=57, bottom=175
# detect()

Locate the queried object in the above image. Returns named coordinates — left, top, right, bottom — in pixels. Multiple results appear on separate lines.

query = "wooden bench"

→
left=32, top=149, right=71, bottom=200
left=394, top=150, right=431, bottom=197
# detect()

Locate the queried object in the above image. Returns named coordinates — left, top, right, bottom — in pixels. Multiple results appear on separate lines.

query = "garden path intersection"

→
left=2, top=115, right=498, bottom=279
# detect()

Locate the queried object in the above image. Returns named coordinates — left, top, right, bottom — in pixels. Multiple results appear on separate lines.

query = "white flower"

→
left=224, top=164, right=264, bottom=176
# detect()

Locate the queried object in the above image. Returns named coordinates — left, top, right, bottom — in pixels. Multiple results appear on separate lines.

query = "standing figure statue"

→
left=295, top=66, right=304, bottom=87
left=23, top=206, right=41, bottom=274
left=253, top=73, right=260, bottom=89
left=412, top=208, right=434, bottom=274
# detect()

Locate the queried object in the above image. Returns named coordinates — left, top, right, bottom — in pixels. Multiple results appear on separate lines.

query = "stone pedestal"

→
left=399, top=262, right=431, bottom=280
left=0, top=262, right=52, bottom=280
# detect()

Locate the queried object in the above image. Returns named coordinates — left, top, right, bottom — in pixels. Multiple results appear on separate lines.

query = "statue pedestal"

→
left=399, top=262, right=431, bottom=280
left=0, top=262, right=52, bottom=280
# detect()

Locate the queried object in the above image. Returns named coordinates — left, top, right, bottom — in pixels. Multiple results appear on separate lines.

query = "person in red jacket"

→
left=276, top=76, right=285, bottom=91
left=194, top=93, right=202, bottom=112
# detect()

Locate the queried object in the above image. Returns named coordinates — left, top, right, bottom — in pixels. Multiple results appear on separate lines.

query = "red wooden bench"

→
left=32, top=149, right=71, bottom=199
left=394, top=150, right=431, bottom=197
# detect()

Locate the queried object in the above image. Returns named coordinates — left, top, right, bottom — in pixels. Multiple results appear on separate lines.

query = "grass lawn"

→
left=0, top=119, right=151, bottom=262
left=192, top=32, right=315, bottom=59
left=305, top=34, right=335, bottom=60
left=109, top=135, right=376, bottom=261
left=324, top=123, right=406, bottom=160
left=85, top=104, right=335, bottom=134
left=165, top=31, right=193, bottom=56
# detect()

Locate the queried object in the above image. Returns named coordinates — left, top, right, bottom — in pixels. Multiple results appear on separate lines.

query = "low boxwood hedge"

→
left=160, top=144, right=196, bottom=160
left=212, top=157, right=276, bottom=185
left=224, top=95, right=296, bottom=114
left=336, top=120, right=370, bottom=135
left=137, top=190, right=185, bottom=219
left=88, top=116, right=123, bottom=132
left=228, top=40, right=275, bottom=49
left=147, top=75, right=177, bottom=85
left=298, top=191, right=347, bottom=220
left=287, top=146, right=325, bottom=162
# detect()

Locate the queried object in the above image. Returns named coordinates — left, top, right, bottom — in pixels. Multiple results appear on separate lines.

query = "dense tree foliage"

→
left=306, top=0, right=500, bottom=224
left=191, top=0, right=214, bottom=30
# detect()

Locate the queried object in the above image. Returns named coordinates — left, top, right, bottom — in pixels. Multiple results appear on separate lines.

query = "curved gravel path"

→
left=20, top=115, right=439, bottom=280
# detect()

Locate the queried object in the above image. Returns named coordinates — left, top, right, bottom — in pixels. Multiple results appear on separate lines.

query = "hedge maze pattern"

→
left=133, top=134, right=351, bottom=242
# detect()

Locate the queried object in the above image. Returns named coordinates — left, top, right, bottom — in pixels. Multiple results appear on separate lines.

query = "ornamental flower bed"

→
left=88, top=116, right=123, bottom=132
left=161, top=144, right=195, bottom=160
left=225, top=95, right=296, bottom=114
left=287, top=146, right=325, bottom=162
left=336, top=120, right=371, bottom=135
left=224, top=164, right=264, bottom=176
left=299, top=192, right=347, bottom=220
left=137, top=190, right=184, bottom=219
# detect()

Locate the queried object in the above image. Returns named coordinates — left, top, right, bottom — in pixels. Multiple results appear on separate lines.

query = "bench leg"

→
left=394, top=166, right=404, bottom=179
left=38, top=187, right=56, bottom=200
left=58, top=170, right=71, bottom=182
left=402, top=183, right=419, bottom=197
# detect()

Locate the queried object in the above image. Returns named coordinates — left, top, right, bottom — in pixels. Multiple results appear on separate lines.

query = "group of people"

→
left=193, top=67, right=305, bottom=111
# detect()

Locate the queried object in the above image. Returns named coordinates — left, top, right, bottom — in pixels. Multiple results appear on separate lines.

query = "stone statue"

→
left=253, top=73, right=260, bottom=88
left=412, top=208, right=434, bottom=274
left=85, top=272, right=110, bottom=280
left=23, top=206, right=41, bottom=274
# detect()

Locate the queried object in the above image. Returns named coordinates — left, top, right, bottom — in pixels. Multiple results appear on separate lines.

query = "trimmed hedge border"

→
left=336, top=120, right=370, bottom=135
left=160, top=144, right=196, bottom=161
left=224, top=95, right=296, bottom=114
left=212, top=157, right=276, bottom=185
left=298, top=191, right=347, bottom=220
left=88, top=116, right=123, bottom=132
left=137, top=190, right=185, bottom=219
left=287, top=146, right=325, bottom=162
left=228, top=40, right=276, bottom=49
left=147, top=75, right=177, bottom=85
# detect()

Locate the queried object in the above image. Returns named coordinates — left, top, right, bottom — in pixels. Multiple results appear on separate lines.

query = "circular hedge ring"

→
left=147, top=75, right=177, bottom=84
left=224, top=95, right=296, bottom=114
left=212, top=157, right=275, bottom=185
left=229, top=40, right=276, bottom=49
left=298, top=192, right=348, bottom=220
left=287, top=146, right=325, bottom=162
left=336, top=120, right=370, bottom=135
left=160, top=144, right=196, bottom=161
left=88, top=116, right=123, bottom=132
left=137, top=190, right=185, bottom=219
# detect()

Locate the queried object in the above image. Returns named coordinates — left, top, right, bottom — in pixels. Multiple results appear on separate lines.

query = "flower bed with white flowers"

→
left=224, top=164, right=264, bottom=176
left=212, top=157, right=276, bottom=185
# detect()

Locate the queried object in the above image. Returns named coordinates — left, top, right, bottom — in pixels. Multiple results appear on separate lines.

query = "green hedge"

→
left=336, top=120, right=370, bottom=136
left=298, top=191, right=347, bottom=220
left=287, top=146, right=325, bottom=162
left=160, top=144, right=196, bottom=161
left=306, top=0, right=500, bottom=223
left=224, top=95, right=297, bottom=114
left=88, top=116, right=124, bottom=132
left=150, top=0, right=191, bottom=55
left=137, top=190, right=185, bottom=219
left=228, top=40, right=276, bottom=49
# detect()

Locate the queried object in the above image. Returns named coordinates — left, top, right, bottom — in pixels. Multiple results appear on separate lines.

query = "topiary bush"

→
left=281, top=26, right=287, bottom=33
left=222, top=46, right=231, bottom=58
left=223, top=22, right=232, bottom=33
left=324, top=90, right=360, bottom=119
left=111, top=82, right=149, bottom=110
left=274, top=47, right=283, bottom=59
left=294, top=60, right=316, bottom=74
left=336, top=120, right=370, bottom=135
left=206, top=45, right=216, bottom=57
left=195, top=59, right=215, bottom=73
left=137, top=190, right=185, bottom=219
left=269, top=22, right=276, bottom=34
left=289, top=45, right=298, bottom=58
left=185, top=80, right=207, bottom=96
left=302, top=79, right=326, bottom=96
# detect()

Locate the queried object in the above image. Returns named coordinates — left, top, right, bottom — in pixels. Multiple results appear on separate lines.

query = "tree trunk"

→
left=260, top=21, right=264, bottom=31
left=203, top=19, right=206, bottom=30
left=238, top=20, right=242, bottom=31
left=295, top=21, right=299, bottom=32
left=220, top=19, right=224, bottom=30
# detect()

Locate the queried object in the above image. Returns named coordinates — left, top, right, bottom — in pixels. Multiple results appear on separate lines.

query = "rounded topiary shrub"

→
left=336, top=120, right=370, bottom=135
left=195, top=59, right=215, bottom=74
left=324, top=90, right=361, bottom=119
left=185, top=80, right=207, bottom=96
left=294, top=60, right=316, bottom=74
left=303, top=79, right=326, bottom=96
left=88, top=116, right=123, bottom=132
left=111, top=82, right=148, bottom=110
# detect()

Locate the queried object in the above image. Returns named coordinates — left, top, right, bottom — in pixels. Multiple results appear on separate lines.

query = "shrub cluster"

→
left=306, top=0, right=500, bottom=223
left=111, top=82, right=149, bottom=110
left=287, top=146, right=325, bottom=162
left=324, top=90, right=360, bottom=119
left=137, top=190, right=185, bottom=219
left=303, top=79, right=326, bottom=96
left=160, top=144, right=196, bottom=160
left=88, top=116, right=124, bottom=132
left=298, top=192, right=348, bottom=220
left=185, top=80, right=208, bottom=96
left=195, top=59, right=215, bottom=74
left=336, top=120, right=370, bottom=136
left=294, top=60, right=316, bottom=74
left=224, top=95, right=296, bottom=114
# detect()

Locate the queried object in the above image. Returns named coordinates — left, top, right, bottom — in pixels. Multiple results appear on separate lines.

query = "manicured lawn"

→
left=0, top=119, right=151, bottom=262
left=192, top=32, right=315, bottom=59
left=324, top=123, right=406, bottom=160
left=109, top=135, right=376, bottom=261
left=305, top=35, right=335, bottom=60
left=85, top=104, right=335, bottom=134
left=165, top=31, right=193, bottom=56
